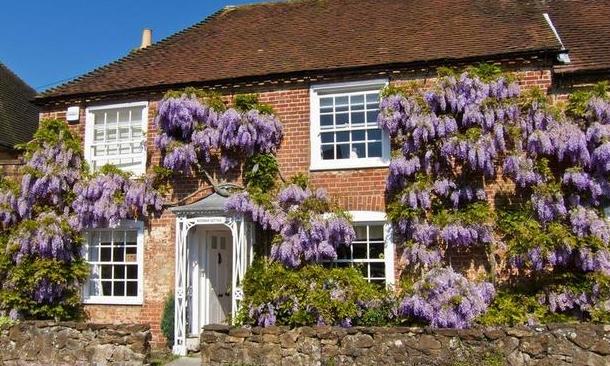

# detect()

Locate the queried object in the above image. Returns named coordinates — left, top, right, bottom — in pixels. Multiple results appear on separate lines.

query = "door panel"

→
left=199, top=231, right=232, bottom=328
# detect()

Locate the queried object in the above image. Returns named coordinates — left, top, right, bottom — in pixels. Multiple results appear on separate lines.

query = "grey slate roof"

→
left=0, top=63, right=39, bottom=149
left=170, top=192, right=229, bottom=215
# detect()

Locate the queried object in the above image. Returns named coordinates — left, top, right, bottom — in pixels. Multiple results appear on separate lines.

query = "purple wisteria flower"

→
left=399, top=267, right=495, bottom=329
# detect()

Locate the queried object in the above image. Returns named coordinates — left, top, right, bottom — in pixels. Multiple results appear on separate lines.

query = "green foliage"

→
left=237, top=260, right=397, bottom=327
left=0, top=315, right=15, bottom=329
left=466, top=63, right=504, bottom=82
left=234, top=93, right=274, bottom=114
left=160, top=293, right=175, bottom=348
left=567, top=81, right=609, bottom=118
left=288, top=173, right=309, bottom=189
left=244, top=153, right=279, bottom=193
left=478, top=290, right=552, bottom=326
left=164, top=87, right=226, bottom=112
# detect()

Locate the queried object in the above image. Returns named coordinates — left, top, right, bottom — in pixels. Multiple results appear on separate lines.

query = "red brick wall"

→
left=35, top=64, right=564, bottom=348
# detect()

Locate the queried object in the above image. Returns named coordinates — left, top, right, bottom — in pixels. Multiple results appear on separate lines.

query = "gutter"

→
left=543, top=13, right=571, bottom=64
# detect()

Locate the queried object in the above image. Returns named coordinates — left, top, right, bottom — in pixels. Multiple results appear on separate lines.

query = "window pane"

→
left=100, top=246, right=112, bottom=262
left=336, top=131, right=349, bottom=142
left=368, top=142, right=382, bottom=157
left=336, top=144, right=350, bottom=159
left=320, top=97, right=333, bottom=113
left=369, top=225, right=384, bottom=240
left=355, top=226, right=367, bottom=240
left=114, top=265, right=125, bottom=279
left=321, top=145, right=334, bottom=160
left=89, top=280, right=101, bottom=296
left=337, top=245, right=350, bottom=260
left=126, top=281, right=138, bottom=296
left=126, top=265, right=138, bottom=279
left=106, top=111, right=118, bottom=124
left=350, top=95, right=364, bottom=109
left=321, top=132, right=334, bottom=144
left=320, top=114, right=333, bottom=128
left=366, top=110, right=379, bottom=124
left=353, top=244, right=367, bottom=259
left=130, top=107, right=143, bottom=122
left=94, top=129, right=105, bottom=142
left=101, top=265, right=112, bottom=279
left=113, top=246, right=124, bottom=262
left=370, top=242, right=384, bottom=259
left=366, top=93, right=379, bottom=105
left=367, top=129, right=382, bottom=141
left=335, top=96, right=348, bottom=112
left=113, top=281, right=125, bottom=296
left=370, top=263, right=385, bottom=278
left=336, top=113, right=349, bottom=126
left=351, top=111, right=365, bottom=125
left=351, top=130, right=365, bottom=142
left=102, top=281, right=112, bottom=296
left=126, top=247, right=137, bottom=263
left=352, top=143, right=365, bottom=158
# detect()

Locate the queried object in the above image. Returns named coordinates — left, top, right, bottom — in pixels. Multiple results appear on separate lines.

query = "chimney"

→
left=139, top=28, right=152, bottom=49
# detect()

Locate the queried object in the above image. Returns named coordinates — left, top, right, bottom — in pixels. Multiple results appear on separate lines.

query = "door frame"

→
left=190, top=228, right=232, bottom=335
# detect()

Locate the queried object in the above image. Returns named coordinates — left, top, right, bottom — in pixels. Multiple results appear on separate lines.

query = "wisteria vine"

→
left=154, top=90, right=283, bottom=175
left=380, top=66, right=610, bottom=325
left=0, top=119, right=163, bottom=320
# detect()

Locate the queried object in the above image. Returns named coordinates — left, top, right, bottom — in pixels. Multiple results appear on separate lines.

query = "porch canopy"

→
left=170, top=192, right=253, bottom=356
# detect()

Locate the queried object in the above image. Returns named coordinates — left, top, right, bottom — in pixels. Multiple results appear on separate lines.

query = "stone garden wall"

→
left=0, top=321, right=151, bottom=365
left=201, top=323, right=610, bottom=366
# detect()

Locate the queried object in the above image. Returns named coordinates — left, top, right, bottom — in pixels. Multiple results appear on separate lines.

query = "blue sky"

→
left=0, top=0, right=264, bottom=91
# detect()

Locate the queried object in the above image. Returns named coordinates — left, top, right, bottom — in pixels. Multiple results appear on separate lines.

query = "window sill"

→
left=309, top=159, right=390, bottom=172
left=83, top=297, right=143, bottom=306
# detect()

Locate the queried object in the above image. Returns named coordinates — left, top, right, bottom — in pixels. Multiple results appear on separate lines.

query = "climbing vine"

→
left=380, top=64, right=610, bottom=326
left=0, top=119, right=163, bottom=319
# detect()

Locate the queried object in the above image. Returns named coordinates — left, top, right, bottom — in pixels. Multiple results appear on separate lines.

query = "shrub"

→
left=160, top=293, right=175, bottom=348
left=237, top=260, right=398, bottom=327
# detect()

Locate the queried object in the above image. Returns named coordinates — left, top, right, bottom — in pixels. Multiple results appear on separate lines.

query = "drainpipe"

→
left=543, top=13, right=571, bottom=64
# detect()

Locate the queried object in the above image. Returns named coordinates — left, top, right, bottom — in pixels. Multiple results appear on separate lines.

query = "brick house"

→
left=0, top=62, right=39, bottom=175
left=33, top=0, right=610, bottom=353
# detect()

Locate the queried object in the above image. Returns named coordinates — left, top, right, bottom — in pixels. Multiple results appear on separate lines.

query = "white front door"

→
left=199, top=231, right=232, bottom=327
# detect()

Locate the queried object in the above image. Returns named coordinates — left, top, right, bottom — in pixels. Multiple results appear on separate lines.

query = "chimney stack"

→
left=140, top=28, right=152, bottom=49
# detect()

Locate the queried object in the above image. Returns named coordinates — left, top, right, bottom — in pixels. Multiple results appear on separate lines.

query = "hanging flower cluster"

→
left=0, top=119, right=163, bottom=319
left=154, top=91, right=283, bottom=174
left=225, top=183, right=355, bottom=268
left=381, top=66, right=610, bottom=324
left=399, top=267, right=495, bottom=328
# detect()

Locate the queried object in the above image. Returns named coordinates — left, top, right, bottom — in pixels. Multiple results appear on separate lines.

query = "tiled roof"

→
left=38, top=0, right=562, bottom=101
left=547, top=0, right=610, bottom=74
left=0, top=63, right=39, bottom=149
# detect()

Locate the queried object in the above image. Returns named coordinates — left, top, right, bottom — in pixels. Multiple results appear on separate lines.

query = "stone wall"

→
left=0, top=321, right=151, bottom=365
left=200, top=324, right=610, bottom=366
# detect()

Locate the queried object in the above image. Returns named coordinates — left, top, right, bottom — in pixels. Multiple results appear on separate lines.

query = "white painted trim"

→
left=82, top=221, right=145, bottom=305
left=309, top=79, right=390, bottom=171
left=84, top=101, right=149, bottom=177
left=347, top=211, right=395, bottom=287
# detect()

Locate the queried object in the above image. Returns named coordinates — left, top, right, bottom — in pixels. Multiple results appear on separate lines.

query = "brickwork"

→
left=34, top=63, right=576, bottom=349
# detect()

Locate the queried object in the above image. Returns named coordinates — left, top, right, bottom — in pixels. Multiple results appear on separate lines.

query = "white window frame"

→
left=326, top=211, right=395, bottom=286
left=82, top=220, right=145, bottom=305
left=310, top=79, right=390, bottom=171
left=84, top=101, right=148, bottom=176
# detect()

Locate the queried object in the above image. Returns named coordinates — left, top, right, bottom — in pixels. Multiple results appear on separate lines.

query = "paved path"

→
left=166, top=356, right=201, bottom=366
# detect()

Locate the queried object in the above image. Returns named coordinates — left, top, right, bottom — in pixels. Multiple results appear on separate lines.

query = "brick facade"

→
left=37, top=61, right=592, bottom=349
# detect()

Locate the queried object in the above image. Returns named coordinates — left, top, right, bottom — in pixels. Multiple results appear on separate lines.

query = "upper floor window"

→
left=83, top=221, right=144, bottom=305
left=85, top=102, right=148, bottom=175
left=310, top=80, right=390, bottom=171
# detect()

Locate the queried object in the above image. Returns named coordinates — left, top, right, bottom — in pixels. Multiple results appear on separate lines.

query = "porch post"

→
left=173, top=217, right=189, bottom=356
left=230, top=216, right=250, bottom=323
